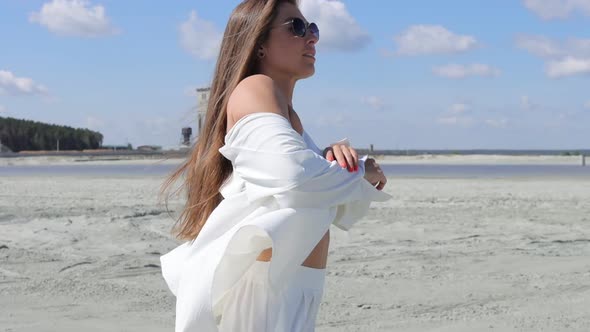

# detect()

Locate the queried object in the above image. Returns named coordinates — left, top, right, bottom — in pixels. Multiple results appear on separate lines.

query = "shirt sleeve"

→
left=218, top=112, right=392, bottom=212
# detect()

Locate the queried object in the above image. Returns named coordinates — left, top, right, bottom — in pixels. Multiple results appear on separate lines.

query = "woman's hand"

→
left=364, top=158, right=387, bottom=190
left=323, top=144, right=387, bottom=190
left=323, top=144, right=358, bottom=172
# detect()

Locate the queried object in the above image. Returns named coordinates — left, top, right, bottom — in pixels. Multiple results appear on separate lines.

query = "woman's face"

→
left=260, top=3, right=318, bottom=80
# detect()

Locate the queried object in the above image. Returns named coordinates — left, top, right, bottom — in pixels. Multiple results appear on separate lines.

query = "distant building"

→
left=196, top=87, right=210, bottom=138
left=181, top=127, right=192, bottom=146
left=102, top=144, right=133, bottom=151
left=137, top=145, right=162, bottom=151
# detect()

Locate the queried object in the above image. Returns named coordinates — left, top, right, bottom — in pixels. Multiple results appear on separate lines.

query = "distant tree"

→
left=0, top=116, right=103, bottom=152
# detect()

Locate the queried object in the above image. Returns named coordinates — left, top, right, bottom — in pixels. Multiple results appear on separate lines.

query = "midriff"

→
left=256, top=230, right=330, bottom=269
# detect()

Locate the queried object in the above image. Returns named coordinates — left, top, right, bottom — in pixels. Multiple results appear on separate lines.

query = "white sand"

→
left=0, top=155, right=183, bottom=167
left=1, top=161, right=589, bottom=331
left=374, top=154, right=585, bottom=165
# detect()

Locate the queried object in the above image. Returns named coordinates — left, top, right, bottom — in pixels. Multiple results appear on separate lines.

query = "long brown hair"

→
left=160, top=0, right=298, bottom=241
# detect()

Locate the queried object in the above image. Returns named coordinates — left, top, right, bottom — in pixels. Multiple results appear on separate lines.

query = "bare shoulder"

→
left=227, top=74, right=289, bottom=124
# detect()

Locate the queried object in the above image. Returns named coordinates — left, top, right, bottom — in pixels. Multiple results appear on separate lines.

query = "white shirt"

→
left=160, top=112, right=392, bottom=331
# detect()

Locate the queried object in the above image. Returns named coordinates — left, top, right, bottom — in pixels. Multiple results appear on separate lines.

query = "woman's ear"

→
left=257, top=45, right=266, bottom=59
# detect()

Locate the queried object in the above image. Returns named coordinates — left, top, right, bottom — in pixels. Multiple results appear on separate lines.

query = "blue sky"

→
left=1, top=0, right=589, bottom=150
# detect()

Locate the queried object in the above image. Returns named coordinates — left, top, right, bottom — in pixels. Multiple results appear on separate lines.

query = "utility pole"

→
left=57, top=138, right=60, bottom=152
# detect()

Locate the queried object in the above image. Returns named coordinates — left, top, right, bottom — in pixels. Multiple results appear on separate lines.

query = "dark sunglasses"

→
left=276, top=17, right=319, bottom=40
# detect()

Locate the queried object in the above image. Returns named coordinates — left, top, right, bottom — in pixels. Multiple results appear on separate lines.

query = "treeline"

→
left=0, top=116, right=103, bottom=152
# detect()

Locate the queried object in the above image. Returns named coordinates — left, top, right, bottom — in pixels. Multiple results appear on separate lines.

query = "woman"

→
left=160, top=1, right=390, bottom=331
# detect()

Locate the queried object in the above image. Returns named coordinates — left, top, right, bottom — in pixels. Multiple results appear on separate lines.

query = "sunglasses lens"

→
left=291, top=18, right=306, bottom=37
left=309, top=23, right=319, bottom=39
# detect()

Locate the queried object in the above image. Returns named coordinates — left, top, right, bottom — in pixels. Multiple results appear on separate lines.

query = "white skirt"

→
left=218, top=260, right=326, bottom=332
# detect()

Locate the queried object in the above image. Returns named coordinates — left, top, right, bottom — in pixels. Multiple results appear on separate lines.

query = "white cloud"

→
left=433, top=63, right=500, bottom=78
left=300, top=0, right=370, bottom=52
left=546, top=56, right=590, bottom=77
left=394, top=25, right=478, bottom=56
left=515, top=35, right=563, bottom=57
left=0, top=70, right=48, bottom=96
left=520, top=95, right=542, bottom=111
left=516, top=35, right=590, bottom=77
left=0, top=105, right=6, bottom=115
left=437, top=116, right=474, bottom=127
left=568, top=38, right=590, bottom=56
left=180, top=1, right=370, bottom=57
left=179, top=10, right=222, bottom=60
left=449, top=103, right=470, bottom=114
left=29, top=0, right=118, bottom=37
left=516, top=35, right=590, bottom=58
left=362, top=96, right=385, bottom=111
left=523, top=0, right=590, bottom=20
left=485, top=118, right=508, bottom=128
left=521, top=95, right=531, bottom=110
left=438, top=103, right=474, bottom=127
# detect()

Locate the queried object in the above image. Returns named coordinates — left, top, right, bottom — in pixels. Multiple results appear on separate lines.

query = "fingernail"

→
left=354, top=166, right=358, bottom=171
left=348, top=166, right=353, bottom=172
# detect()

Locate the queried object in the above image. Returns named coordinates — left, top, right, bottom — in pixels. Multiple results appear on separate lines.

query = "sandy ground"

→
left=376, top=154, right=586, bottom=165
left=1, top=161, right=589, bottom=331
